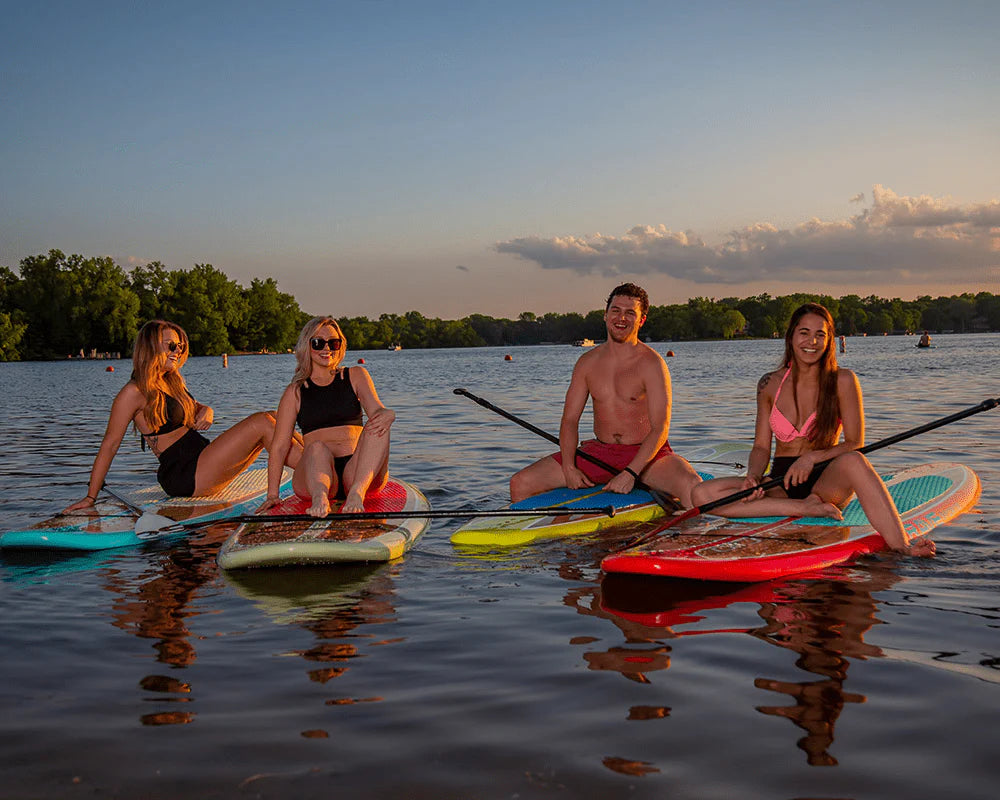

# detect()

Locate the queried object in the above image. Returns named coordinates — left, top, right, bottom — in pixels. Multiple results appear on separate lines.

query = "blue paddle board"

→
left=1, top=467, right=292, bottom=551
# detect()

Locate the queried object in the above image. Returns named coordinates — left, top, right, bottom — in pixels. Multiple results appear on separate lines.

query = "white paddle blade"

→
left=134, top=512, right=177, bottom=536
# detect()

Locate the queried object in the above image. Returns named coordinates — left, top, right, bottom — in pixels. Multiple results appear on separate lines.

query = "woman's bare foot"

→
left=341, top=491, right=366, bottom=514
left=307, top=495, right=332, bottom=517
left=803, top=494, right=843, bottom=520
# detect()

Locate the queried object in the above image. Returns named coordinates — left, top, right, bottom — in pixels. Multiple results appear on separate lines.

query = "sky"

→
left=2, top=0, right=999, bottom=320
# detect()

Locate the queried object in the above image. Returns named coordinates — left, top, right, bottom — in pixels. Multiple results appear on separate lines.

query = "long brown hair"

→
left=780, top=303, right=840, bottom=448
left=292, top=316, right=348, bottom=387
left=131, top=320, right=197, bottom=432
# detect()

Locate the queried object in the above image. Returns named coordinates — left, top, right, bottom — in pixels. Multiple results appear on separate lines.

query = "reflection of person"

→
left=509, top=283, right=701, bottom=506
left=63, top=320, right=300, bottom=512
left=918, top=330, right=931, bottom=347
left=690, top=303, right=935, bottom=557
left=261, top=316, right=394, bottom=516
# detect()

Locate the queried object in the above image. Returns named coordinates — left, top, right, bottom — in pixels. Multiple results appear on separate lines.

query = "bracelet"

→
left=85, top=494, right=97, bottom=501
left=623, top=467, right=639, bottom=480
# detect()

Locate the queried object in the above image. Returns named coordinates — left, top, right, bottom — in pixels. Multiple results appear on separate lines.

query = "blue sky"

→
left=3, top=0, right=998, bottom=319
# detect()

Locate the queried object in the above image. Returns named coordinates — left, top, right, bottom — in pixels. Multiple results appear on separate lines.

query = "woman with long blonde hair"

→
left=63, top=320, right=301, bottom=511
left=690, top=302, right=935, bottom=556
left=260, top=316, right=394, bottom=516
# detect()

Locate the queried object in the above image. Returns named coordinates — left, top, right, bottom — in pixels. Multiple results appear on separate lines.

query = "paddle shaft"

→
left=99, top=484, right=146, bottom=516
left=453, top=388, right=680, bottom=509
left=621, top=395, right=1000, bottom=550
left=149, top=505, right=618, bottom=534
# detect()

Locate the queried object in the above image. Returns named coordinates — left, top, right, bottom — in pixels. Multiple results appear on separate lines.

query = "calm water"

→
left=1, top=336, right=998, bottom=799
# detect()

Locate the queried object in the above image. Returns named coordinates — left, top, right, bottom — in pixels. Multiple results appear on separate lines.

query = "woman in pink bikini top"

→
left=689, top=302, right=935, bottom=557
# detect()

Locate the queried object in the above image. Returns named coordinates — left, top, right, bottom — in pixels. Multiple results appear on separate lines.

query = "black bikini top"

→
left=296, top=368, right=363, bottom=434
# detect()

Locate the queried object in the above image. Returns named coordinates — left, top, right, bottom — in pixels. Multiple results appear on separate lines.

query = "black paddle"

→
left=616, top=395, right=1000, bottom=552
left=141, top=505, right=618, bottom=535
left=453, top=387, right=682, bottom=512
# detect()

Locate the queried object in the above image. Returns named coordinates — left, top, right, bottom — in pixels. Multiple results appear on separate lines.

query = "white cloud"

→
left=496, top=185, right=1000, bottom=285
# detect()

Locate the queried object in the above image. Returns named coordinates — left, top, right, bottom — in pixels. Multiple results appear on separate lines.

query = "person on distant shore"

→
left=689, top=303, right=935, bottom=557
left=918, top=330, right=931, bottom=347
left=259, top=316, right=394, bottom=516
left=63, top=320, right=302, bottom=511
left=509, top=283, right=702, bottom=507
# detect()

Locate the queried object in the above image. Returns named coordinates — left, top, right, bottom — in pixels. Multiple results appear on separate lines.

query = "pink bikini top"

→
left=769, top=367, right=817, bottom=443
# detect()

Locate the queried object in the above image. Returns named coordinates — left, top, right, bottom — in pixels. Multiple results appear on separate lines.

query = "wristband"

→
left=623, top=467, right=639, bottom=480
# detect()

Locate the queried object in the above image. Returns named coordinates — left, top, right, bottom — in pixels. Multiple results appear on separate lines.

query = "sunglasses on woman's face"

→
left=166, top=341, right=186, bottom=353
left=310, top=337, right=342, bottom=351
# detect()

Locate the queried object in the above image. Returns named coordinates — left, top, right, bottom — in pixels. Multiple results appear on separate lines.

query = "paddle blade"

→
left=134, top=512, right=178, bottom=536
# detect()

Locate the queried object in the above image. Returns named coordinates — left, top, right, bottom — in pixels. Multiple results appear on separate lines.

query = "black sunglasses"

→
left=166, top=341, right=186, bottom=353
left=310, top=337, right=343, bottom=351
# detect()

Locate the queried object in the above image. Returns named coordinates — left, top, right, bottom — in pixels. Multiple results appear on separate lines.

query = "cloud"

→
left=455, top=264, right=470, bottom=272
left=496, top=185, right=1000, bottom=285
left=849, top=192, right=865, bottom=204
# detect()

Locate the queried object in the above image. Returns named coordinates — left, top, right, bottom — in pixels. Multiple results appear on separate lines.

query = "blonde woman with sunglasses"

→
left=260, top=316, right=394, bottom=516
left=63, top=320, right=301, bottom=512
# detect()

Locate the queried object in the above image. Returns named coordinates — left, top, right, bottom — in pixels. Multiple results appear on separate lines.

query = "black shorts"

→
left=157, top=429, right=210, bottom=497
left=769, top=456, right=829, bottom=500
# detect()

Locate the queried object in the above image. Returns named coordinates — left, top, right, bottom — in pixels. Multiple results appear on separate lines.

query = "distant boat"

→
left=573, top=338, right=596, bottom=347
left=388, top=343, right=402, bottom=351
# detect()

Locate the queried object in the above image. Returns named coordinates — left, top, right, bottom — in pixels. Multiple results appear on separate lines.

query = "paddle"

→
left=617, top=395, right=1000, bottom=552
left=453, top=387, right=682, bottom=512
left=140, top=505, right=618, bottom=536
left=100, top=484, right=179, bottom=533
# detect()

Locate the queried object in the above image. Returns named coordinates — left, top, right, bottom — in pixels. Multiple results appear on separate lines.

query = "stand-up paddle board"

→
left=0, top=467, right=291, bottom=551
left=601, top=462, right=979, bottom=582
left=450, top=441, right=750, bottom=547
left=217, top=477, right=430, bottom=568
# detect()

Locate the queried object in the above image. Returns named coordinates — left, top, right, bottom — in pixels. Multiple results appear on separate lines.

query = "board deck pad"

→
left=451, top=440, right=750, bottom=547
left=601, top=463, right=980, bottom=582
left=217, top=478, right=430, bottom=568
left=0, top=467, right=291, bottom=551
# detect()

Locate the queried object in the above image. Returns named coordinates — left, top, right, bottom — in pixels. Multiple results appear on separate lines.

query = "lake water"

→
left=1, top=335, right=998, bottom=799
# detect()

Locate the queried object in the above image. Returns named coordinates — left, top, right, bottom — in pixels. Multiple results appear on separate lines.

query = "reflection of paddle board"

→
left=217, top=478, right=430, bottom=568
left=450, top=441, right=750, bottom=547
left=224, top=563, right=385, bottom=623
left=602, top=463, right=979, bottom=582
left=0, top=467, right=291, bottom=551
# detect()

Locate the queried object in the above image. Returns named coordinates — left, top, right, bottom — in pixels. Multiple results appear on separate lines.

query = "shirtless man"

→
left=509, top=283, right=702, bottom=506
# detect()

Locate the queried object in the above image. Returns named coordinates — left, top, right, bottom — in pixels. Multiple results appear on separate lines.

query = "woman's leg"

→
left=341, top=427, right=390, bottom=513
left=691, top=475, right=842, bottom=519
left=193, top=412, right=303, bottom=495
left=292, top=441, right=338, bottom=517
left=810, top=451, right=914, bottom=549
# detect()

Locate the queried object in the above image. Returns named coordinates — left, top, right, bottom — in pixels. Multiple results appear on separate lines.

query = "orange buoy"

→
left=504, top=354, right=513, bottom=361
left=666, top=350, right=675, bottom=357
left=105, top=366, right=115, bottom=372
left=357, top=358, right=365, bottom=364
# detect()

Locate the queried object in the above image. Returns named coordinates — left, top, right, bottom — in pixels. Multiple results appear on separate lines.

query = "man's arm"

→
left=558, top=357, right=595, bottom=489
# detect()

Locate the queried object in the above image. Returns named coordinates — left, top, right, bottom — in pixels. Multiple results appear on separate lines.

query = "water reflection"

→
left=583, top=566, right=901, bottom=767
left=224, top=564, right=400, bottom=723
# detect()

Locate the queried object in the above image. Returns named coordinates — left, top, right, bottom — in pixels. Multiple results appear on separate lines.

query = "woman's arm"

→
left=351, top=367, right=395, bottom=437
left=261, top=385, right=300, bottom=506
left=62, top=384, right=144, bottom=512
left=743, top=372, right=777, bottom=496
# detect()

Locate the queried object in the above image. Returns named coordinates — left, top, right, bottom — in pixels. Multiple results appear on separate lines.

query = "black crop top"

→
left=297, top=368, right=364, bottom=434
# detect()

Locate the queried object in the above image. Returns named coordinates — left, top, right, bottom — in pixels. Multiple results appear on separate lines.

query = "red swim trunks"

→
left=552, top=439, right=673, bottom=484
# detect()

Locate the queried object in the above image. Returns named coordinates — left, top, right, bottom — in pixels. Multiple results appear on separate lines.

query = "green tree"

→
left=163, top=264, right=247, bottom=355
left=0, top=311, right=27, bottom=361
left=236, top=277, right=304, bottom=352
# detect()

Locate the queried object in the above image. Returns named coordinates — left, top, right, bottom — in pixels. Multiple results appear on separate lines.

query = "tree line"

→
left=2, top=250, right=999, bottom=361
